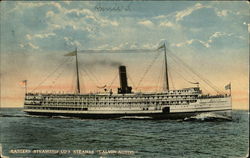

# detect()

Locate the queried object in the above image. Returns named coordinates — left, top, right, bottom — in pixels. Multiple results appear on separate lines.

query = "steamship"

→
left=23, top=44, right=232, bottom=119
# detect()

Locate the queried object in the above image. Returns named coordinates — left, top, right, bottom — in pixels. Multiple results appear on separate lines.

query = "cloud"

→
left=46, top=10, right=55, bottom=18
left=2, top=1, right=248, bottom=54
left=28, top=43, right=39, bottom=49
left=159, top=21, right=174, bottom=28
left=65, top=8, right=94, bottom=18
left=207, top=32, right=244, bottom=43
left=172, top=39, right=194, bottom=48
left=63, top=8, right=119, bottom=28
left=46, top=6, right=119, bottom=34
left=50, top=2, right=62, bottom=10
left=208, top=32, right=228, bottom=43
left=172, top=31, right=245, bottom=48
left=138, top=20, right=154, bottom=27
left=19, top=42, right=39, bottom=49
left=110, top=21, right=119, bottom=26
left=141, top=43, right=159, bottom=49
left=175, top=3, right=207, bottom=21
left=63, top=37, right=81, bottom=47
left=8, top=2, right=47, bottom=13
left=216, top=10, right=228, bottom=17
left=94, top=41, right=158, bottom=50
left=198, top=40, right=210, bottom=48
left=153, top=15, right=166, bottom=19
left=111, top=42, right=131, bottom=50
left=6, top=2, right=119, bottom=51
left=26, top=33, right=56, bottom=40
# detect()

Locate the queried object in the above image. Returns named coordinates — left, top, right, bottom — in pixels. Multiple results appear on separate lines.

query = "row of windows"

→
left=41, top=100, right=195, bottom=104
left=26, top=107, right=88, bottom=111
left=26, top=90, right=196, bottom=97
left=38, top=98, right=197, bottom=104
left=26, top=94, right=198, bottom=100
left=24, top=103, right=41, bottom=105
left=27, top=99, right=197, bottom=105
left=25, top=98, right=197, bottom=107
left=40, top=97, right=197, bottom=102
left=35, top=96, right=198, bottom=103
left=25, top=100, right=196, bottom=108
left=43, top=95, right=197, bottom=99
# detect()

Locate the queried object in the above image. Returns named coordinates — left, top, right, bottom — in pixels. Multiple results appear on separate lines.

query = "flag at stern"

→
left=64, top=50, right=77, bottom=56
left=225, top=83, right=231, bottom=90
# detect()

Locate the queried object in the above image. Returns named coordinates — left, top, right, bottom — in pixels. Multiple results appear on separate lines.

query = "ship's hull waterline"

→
left=24, top=109, right=231, bottom=119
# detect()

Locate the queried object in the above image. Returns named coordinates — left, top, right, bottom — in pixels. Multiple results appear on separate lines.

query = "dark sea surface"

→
left=0, top=108, right=249, bottom=158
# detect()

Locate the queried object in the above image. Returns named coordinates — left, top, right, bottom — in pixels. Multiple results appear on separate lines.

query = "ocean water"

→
left=0, top=108, right=249, bottom=158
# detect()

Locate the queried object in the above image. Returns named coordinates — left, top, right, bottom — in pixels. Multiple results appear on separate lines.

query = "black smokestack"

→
left=118, top=65, right=132, bottom=94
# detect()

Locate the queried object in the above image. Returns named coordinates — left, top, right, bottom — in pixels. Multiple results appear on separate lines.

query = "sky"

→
left=0, top=1, right=249, bottom=109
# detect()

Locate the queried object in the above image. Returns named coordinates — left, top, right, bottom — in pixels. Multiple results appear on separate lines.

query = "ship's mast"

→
left=163, top=43, right=169, bottom=91
left=75, top=48, right=80, bottom=94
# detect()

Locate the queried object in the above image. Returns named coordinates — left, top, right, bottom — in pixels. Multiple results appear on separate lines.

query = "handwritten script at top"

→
left=94, top=3, right=132, bottom=12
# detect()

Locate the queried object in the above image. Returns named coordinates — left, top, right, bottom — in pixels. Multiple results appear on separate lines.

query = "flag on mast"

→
left=64, top=50, right=77, bottom=56
left=225, top=83, right=231, bottom=90
left=157, top=44, right=165, bottom=50
left=19, top=80, right=27, bottom=87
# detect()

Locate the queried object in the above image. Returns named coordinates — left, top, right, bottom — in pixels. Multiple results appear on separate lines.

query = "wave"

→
left=0, top=114, right=26, bottom=118
left=27, top=115, right=50, bottom=118
left=184, top=112, right=232, bottom=122
left=51, top=115, right=75, bottom=119
left=0, top=113, right=51, bottom=118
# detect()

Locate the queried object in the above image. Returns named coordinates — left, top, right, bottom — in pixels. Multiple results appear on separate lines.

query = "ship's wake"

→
left=0, top=114, right=26, bottom=118
left=184, top=112, right=232, bottom=122
left=51, top=115, right=78, bottom=119
left=119, top=116, right=153, bottom=120
left=0, top=114, right=51, bottom=118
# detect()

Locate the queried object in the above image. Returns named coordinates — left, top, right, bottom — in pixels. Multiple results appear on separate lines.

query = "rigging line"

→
left=153, top=53, right=165, bottom=92
left=166, top=49, right=221, bottom=92
left=153, top=52, right=164, bottom=92
left=200, top=83, right=210, bottom=94
left=80, top=67, right=99, bottom=87
left=168, top=58, right=201, bottom=86
left=51, top=57, right=74, bottom=88
left=127, top=74, right=136, bottom=90
left=135, top=51, right=161, bottom=90
left=168, top=57, right=202, bottom=89
left=169, top=66, right=175, bottom=90
left=107, top=72, right=119, bottom=90
left=167, top=63, right=202, bottom=90
left=79, top=68, right=95, bottom=86
left=72, top=59, right=77, bottom=93
left=70, top=67, right=75, bottom=93
left=159, top=58, right=165, bottom=92
left=79, top=70, right=86, bottom=93
left=31, top=57, right=71, bottom=92
left=166, top=49, right=223, bottom=94
left=69, top=56, right=79, bottom=93
left=78, top=49, right=156, bottom=54
left=167, top=62, right=195, bottom=84
left=51, top=69, right=64, bottom=89
left=168, top=55, right=196, bottom=81
left=155, top=58, right=164, bottom=92
left=83, top=68, right=101, bottom=85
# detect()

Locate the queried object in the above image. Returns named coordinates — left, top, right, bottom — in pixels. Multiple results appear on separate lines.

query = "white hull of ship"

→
left=23, top=97, right=232, bottom=119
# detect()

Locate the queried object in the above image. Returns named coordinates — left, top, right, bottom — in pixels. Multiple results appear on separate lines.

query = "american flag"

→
left=19, top=80, right=27, bottom=87
left=225, top=83, right=231, bottom=90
